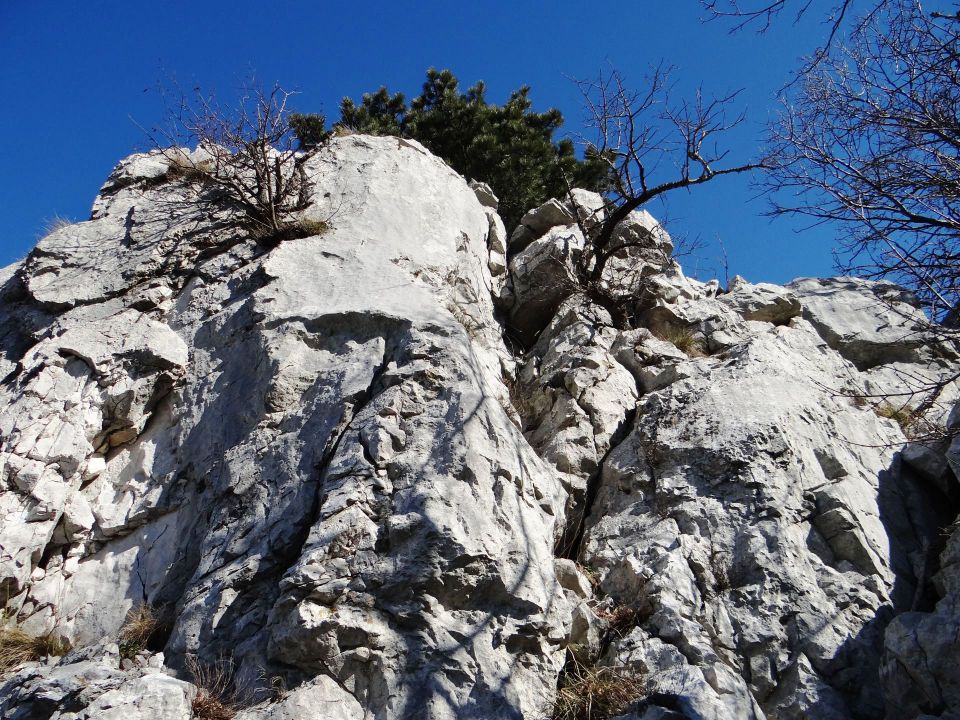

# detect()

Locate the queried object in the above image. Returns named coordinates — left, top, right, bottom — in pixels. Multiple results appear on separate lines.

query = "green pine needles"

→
left=292, top=68, right=611, bottom=229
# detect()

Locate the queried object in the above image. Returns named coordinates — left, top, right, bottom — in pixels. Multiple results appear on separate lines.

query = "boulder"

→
left=518, top=198, right=575, bottom=238
left=720, top=274, right=802, bottom=324
left=468, top=180, right=498, bottom=210
left=787, top=277, right=928, bottom=369
left=507, top=225, right=584, bottom=344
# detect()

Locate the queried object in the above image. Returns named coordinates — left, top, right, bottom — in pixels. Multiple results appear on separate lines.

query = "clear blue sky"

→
left=0, top=1, right=839, bottom=284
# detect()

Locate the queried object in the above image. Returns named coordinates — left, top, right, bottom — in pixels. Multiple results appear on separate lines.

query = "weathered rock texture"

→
left=1, top=135, right=959, bottom=720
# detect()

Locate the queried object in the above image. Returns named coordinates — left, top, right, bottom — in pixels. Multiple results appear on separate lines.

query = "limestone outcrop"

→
left=1, top=135, right=959, bottom=720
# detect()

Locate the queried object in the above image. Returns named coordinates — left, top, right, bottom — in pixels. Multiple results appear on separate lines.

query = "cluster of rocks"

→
left=1, top=135, right=958, bottom=719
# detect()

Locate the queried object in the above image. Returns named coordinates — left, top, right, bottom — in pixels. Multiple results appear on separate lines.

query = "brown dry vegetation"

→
left=655, top=327, right=706, bottom=357
left=552, top=661, right=645, bottom=720
left=187, top=655, right=247, bottom=720
left=873, top=402, right=922, bottom=437
left=118, top=604, right=161, bottom=659
left=0, top=622, right=71, bottom=674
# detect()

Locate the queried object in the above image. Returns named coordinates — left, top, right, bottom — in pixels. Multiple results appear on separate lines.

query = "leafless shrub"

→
left=146, top=82, right=327, bottom=246
left=563, top=67, right=765, bottom=330
left=765, top=3, right=960, bottom=321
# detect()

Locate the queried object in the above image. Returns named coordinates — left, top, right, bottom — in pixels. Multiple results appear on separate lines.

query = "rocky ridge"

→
left=0, top=135, right=958, bottom=719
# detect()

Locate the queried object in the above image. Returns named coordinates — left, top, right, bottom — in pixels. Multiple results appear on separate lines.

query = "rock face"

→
left=0, top=136, right=566, bottom=720
left=1, top=135, right=959, bottom=720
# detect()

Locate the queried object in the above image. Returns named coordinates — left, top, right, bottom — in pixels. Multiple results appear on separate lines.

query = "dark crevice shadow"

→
left=824, top=450, right=958, bottom=719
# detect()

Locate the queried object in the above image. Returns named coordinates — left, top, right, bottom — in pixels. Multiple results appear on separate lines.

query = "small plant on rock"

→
left=874, top=402, right=917, bottom=435
left=39, top=214, right=74, bottom=237
left=655, top=327, right=706, bottom=357
left=187, top=654, right=247, bottom=720
left=552, top=658, right=645, bottom=720
left=117, top=604, right=162, bottom=659
left=0, top=614, right=71, bottom=674
left=594, top=603, right=640, bottom=639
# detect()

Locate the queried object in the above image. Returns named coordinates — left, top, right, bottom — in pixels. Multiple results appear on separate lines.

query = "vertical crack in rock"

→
left=275, top=339, right=395, bottom=584
left=556, top=407, right=636, bottom=561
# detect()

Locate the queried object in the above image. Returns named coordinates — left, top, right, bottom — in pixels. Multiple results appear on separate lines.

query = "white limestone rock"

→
left=513, top=255, right=957, bottom=718
left=578, top=323, right=912, bottom=718
left=0, top=135, right=568, bottom=720
left=3, top=133, right=960, bottom=720
left=0, top=647, right=194, bottom=720
left=720, top=274, right=802, bottom=324
left=507, top=225, right=584, bottom=344
left=75, top=673, right=195, bottom=720
left=788, top=276, right=929, bottom=368
left=237, top=675, right=364, bottom=720
left=554, top=558, right=594, bottom=599
left=518, top=198, right=574, bottom=238
left=468, top=180, right=498, bottom=210
left=561, top=188, right=607, bottom=231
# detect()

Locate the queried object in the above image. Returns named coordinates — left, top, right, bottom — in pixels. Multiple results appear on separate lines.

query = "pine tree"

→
left=293, top=69, right=611, bottom=228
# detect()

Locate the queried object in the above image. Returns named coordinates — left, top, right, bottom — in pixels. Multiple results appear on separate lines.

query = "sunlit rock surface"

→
left=1, top=135, right=959, bottom=719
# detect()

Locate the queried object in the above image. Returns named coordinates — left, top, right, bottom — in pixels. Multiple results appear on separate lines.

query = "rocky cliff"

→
left=1, top=135, right=959, bottom=719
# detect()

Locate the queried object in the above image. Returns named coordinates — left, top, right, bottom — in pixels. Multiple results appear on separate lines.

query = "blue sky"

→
left=0, top=1, right=838, bottom=284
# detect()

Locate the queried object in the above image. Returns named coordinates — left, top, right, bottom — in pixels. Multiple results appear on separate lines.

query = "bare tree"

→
left=564, top=67, right=766, bottom=328
left=702, top=0, right=960, bottom=319
left=149, top=82, right=325, bottom=244
left=701, top=0, right=858, bottom=39
left=704, top=0, right=960, bottom=437
left=764, top=1, right=960, bottom=320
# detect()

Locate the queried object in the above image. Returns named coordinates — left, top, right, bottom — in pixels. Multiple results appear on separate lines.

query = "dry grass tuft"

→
left=655, top=327, right=706, bottom=357
left=192, top=692, right=236, bottom=720
left=118, top=604, right=161, bottom=659
left=40, top=214, right=74, bottom=237
left=874, top=403, right=917, bottom=434
left=294, top=217, right=330, bottom=237
left=187, top=654, right=246, bottom=720
left=594, top=604, right=640, bottom=637
left=250, top=217, right=330, bottom=245
left=0, top=622, right=71, bottom=674
left=553, top=662, right=645, bottom=720
left=164, top=150, right=214, bottom=184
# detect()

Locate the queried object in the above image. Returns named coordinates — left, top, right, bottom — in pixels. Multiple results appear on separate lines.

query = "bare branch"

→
left=563, top=67, right=765, bottom=329
left=143, top=80, right=325, bottom=244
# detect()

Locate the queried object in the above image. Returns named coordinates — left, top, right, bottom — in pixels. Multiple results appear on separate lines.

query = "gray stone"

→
left=561, top=189, right=607, bottom=231
left=468, top=180, right=498, bottom=210
left=720, top=275, right=802, bottom=324
left=519, top=198, right=574, bottom=237
left=555, top=558, right=594, bottom=599
left=788, top=276, right=928, bottom=369
left=1, top=135, right=567, bottom=720
left=4, top=132, right=960, bottom=720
